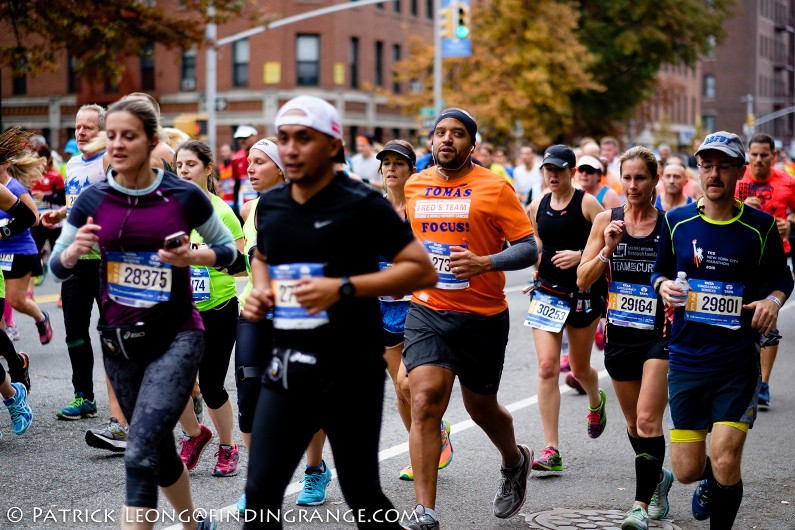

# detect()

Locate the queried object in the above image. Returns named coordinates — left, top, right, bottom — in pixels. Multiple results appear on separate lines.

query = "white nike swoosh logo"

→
left=314, top=220, right=333, bottom=229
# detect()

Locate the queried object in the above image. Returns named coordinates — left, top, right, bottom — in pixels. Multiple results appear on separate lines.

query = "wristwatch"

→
left=339, top=277, right=356, bottom=298
left=0, top=226, right=11, bottom=239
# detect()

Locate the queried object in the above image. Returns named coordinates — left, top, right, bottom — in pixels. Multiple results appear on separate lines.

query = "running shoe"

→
left=196, top=511, right=217, bottom=530
left=565, top=372, right=586, bottom=394
left=180, top=424, right=213, bottom=471
left=595, top=320, right=605, bottom=351
left=9, top=352, right=30, bottom=392
left=648, top=467, right=674, bottom=520
left=439, top=418, right=454, bottom=469
left=587, top=388, right=607, bottom=438
left=57, top=297, right=62, bottom=308
left=399, top=463, right=414, bottom=481
left=193, top=393, right=204, bottom=424
left=620, top=504, right=649, bottom=530
left=56, top=392, right=98, bottom=420
left=401, top=505, right=439, bottom=530
left=36, top=311, right=53, bottom=345
left=493, top=444, right=532, bottom=518
left=758, top=382, right=771, bottom=410
left=3, top=382, right=32, bottom=434
left=85, top=417, right=128, bottom=452
left=560, top=354, right=571, bottom=372
left=691, top=479, right=712, bottom=521
left=532, top=445, right=563, bottom=471
left=237, top=492, right=246, bottom=514
left=5, top=324, right=19, bottom=342
left=296, top=462, right=332, bottom=506
left=213, top=444, right=240, bottom=477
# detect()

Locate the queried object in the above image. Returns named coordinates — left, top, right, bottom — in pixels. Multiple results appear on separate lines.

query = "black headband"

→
left=433, top=108, right=477, bottom=145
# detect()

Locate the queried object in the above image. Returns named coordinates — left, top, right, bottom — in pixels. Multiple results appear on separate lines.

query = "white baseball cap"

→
left=234, top=125, right=258, bottom=139
left=274, top=96, right=342, bottom=140
left=577, top=155, right=604, bottom=173
left=250, top=139, right=284, bottom=173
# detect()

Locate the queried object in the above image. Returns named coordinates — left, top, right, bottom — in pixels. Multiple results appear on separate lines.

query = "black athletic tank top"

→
left=536, top=188, right=592, bottom=292
left=606, top=207, right=667, bottom=344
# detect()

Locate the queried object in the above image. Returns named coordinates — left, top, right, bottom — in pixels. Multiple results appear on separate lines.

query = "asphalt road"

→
left=0, top=269, right=793, bottom=529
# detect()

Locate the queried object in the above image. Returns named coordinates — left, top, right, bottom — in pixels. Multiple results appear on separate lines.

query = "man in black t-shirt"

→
left=242, top=95, right=436, bottom=529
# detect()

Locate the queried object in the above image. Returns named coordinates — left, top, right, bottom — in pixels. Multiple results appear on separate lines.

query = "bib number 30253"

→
left=524, top=291, right=571, bottom=333
left=269, top=263, right=329, bottom=330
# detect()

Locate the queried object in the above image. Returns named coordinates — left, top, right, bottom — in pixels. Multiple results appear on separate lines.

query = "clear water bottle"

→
left=672, top=271, right=689, bottom=308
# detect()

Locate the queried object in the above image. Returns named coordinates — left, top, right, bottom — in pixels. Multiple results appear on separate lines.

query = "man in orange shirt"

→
left=401, top=108, right=538, bottom=530
left=735, top=133, right=795, bottom=409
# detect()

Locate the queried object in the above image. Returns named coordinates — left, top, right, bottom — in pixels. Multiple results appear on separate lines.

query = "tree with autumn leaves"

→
left=0, top=0, right=262, bottom=84
left=391, top=0, right=733, bottom=144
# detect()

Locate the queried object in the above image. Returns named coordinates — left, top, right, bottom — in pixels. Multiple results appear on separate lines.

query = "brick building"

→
left=701, top=0, right=794, bottom=147
left=0, top=0, right=434, bottom=153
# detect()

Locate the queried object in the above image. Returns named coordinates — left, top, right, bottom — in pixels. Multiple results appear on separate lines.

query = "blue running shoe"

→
left=758, top=382, right=771, bottom=409
left=56, top=392, right=99, bottom=420
left=4, top=382, right=32, bottom=434
left=648, top=467, right=674, bottom=520
left=692, top=479, right=712, bottom=521
left=296, top=462, right=332, bottom=506
left=237, top=492, right=246, bottom=514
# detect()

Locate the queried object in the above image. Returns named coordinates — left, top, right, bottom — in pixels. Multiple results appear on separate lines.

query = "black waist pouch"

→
left=98, top=320, right=180, bottom=361
left=263, top=346, right=323, bottom=390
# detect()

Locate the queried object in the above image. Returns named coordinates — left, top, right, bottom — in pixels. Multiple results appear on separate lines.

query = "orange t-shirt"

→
left=736, top=166, right=795, bottom=253
left=405, top=165, right=534, bottom=316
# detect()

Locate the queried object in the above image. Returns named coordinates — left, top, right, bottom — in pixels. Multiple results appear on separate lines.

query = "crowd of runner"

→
left=1, top=92, right=794, bottom=530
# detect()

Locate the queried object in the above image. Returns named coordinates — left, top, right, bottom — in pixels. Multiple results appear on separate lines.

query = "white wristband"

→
left=766, top=295, right=783, bottom=309
left=597, top=250, right=610, bottom=263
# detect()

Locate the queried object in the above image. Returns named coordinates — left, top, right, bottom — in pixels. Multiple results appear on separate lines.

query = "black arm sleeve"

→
left=488, top=235, right=538, bottom=272
left=217, top=250, right=248, bottom=275
left=1, top=199, right=37, bottom=239
left=43, top=188, right=67, bottom=206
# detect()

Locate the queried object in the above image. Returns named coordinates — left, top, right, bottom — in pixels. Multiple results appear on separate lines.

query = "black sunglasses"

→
left=578, top=166, right=599, bottom=175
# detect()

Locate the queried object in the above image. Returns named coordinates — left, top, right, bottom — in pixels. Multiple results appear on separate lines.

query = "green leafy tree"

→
left=391, top=0, right=733, bottom=143
left=391, top=0, right=596, bottom=145
left=570, top=0, right=733, bottom=137
left=0, top=0, right=263, bottom=83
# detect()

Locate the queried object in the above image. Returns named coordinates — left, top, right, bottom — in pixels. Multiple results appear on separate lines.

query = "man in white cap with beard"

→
left=241, top=95, right=436, bottom=529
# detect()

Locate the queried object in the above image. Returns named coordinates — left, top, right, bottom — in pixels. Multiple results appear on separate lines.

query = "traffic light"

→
left=455, top=3, right=471, bottom=39
left=439, top=4, right=454, bottom=39
left=746, top=112, right=755, bottom=130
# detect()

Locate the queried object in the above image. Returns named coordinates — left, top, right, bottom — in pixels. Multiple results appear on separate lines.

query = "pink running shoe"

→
left=560, top=354, right=571, bottom=372
left=180, top=424, right=212, bottom=471
left=213, top=443, right=240, bottom=477
left=565, top=372, right=586, bottom=395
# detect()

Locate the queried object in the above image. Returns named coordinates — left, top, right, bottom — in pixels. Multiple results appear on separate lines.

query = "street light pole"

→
left=433, top=0, right=442, bottom=116
left=206, top=3, right=217, bottom=153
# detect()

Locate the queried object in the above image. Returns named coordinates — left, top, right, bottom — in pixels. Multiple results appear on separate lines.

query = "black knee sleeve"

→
left=126, top=467, right=159, bottom=508
left=157, top=450, right=185, bottom=489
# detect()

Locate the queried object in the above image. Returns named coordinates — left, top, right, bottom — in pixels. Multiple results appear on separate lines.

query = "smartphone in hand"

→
left=163, top=231, right=187, bottom=250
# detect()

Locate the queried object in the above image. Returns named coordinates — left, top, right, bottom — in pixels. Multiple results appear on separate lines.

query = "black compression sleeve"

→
left=1, top=199, right=37, bottom=239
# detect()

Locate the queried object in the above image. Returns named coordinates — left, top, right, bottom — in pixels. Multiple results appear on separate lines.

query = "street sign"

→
left=215, top=97, right=228, bottom=112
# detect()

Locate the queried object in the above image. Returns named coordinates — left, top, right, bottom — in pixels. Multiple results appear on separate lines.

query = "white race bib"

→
left=524, top=290, right=571, bottom=333
left=190, top=267, right=211, bottom=302
left=684, top=279, right=743, bottom=330
left=607, top=281, right=657, bottom=330
left=0, top=253, right=13, bottom=272
left=270, top=263, right=329, bottom=330
left=423, top=241, right=469, bottom=290
left=106, top=251, right=172, bottom=308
